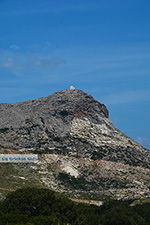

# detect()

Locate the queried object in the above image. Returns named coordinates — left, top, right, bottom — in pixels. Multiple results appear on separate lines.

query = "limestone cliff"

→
left=0, top=89, right=150, bottom=200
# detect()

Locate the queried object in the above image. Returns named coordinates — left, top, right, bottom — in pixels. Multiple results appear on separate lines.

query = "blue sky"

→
left=0, top=0, right=150, bottom=149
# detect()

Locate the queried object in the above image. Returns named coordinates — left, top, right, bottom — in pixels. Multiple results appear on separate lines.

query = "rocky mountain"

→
left=0, top=89, right=150, bottom=200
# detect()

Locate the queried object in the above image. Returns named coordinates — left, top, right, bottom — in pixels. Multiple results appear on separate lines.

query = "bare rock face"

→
left=0, top=89, right=150, bottom=200
left=0, top=89, right=149, bottom=168
left=0, top=89, right=108, bottom=151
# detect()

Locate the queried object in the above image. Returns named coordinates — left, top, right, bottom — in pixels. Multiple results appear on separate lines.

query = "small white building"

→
left=69, top=85, right=76, bottom=90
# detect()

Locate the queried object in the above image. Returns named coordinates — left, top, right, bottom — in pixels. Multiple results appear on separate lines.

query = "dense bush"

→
left=0, top=187, right=77, bottom=223
left=0, top=187, right=149, bottom=225
left=133, top=203, right=150, bottom=223
left=100, top=200, right=144, bottom=225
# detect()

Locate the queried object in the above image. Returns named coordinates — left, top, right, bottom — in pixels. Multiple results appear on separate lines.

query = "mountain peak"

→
left=46, top=89, right=109, bottom=120
left=0, top=89, right=149, bottom=168
left=0, top=89, right=150, bottom=200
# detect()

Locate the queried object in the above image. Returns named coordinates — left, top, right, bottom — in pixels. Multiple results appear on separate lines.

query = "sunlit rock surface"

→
left=0, top=89, right=150, bottom=200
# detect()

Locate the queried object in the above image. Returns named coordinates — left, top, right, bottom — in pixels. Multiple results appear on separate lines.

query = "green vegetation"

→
left=0, top=187, right=149, bottom=225
left=58, top=172, right=98, bottom=190
left=0, top=128, right=9, bottom=133
left=0, top=164, right=43, bottom=190
left=58, top=172, right=128, bottom=191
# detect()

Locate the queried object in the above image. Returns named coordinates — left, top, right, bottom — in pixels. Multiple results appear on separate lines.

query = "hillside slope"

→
left=0, top=89, right=150, bottom=200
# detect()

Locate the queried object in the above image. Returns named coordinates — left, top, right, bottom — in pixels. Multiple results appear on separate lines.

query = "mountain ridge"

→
left=0, top=89, right=149, bottom=167
left=0, top=89, right=150, bottom=200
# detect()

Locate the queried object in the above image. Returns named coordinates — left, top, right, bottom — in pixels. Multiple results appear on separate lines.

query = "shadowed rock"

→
left=0, top=89, right=149, bottom=169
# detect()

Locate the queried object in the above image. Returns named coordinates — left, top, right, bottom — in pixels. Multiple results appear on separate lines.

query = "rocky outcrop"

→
left=0, top=89, right=149, bottom=168
left=0, top=153, right=150, bottom=200
left=0, top=89, right=150, bottom=200
left=0, top=89, right=108, bottom=148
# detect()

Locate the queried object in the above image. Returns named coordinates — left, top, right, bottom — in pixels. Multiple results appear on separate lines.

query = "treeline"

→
left=0, top=187, right=149, bottom=225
